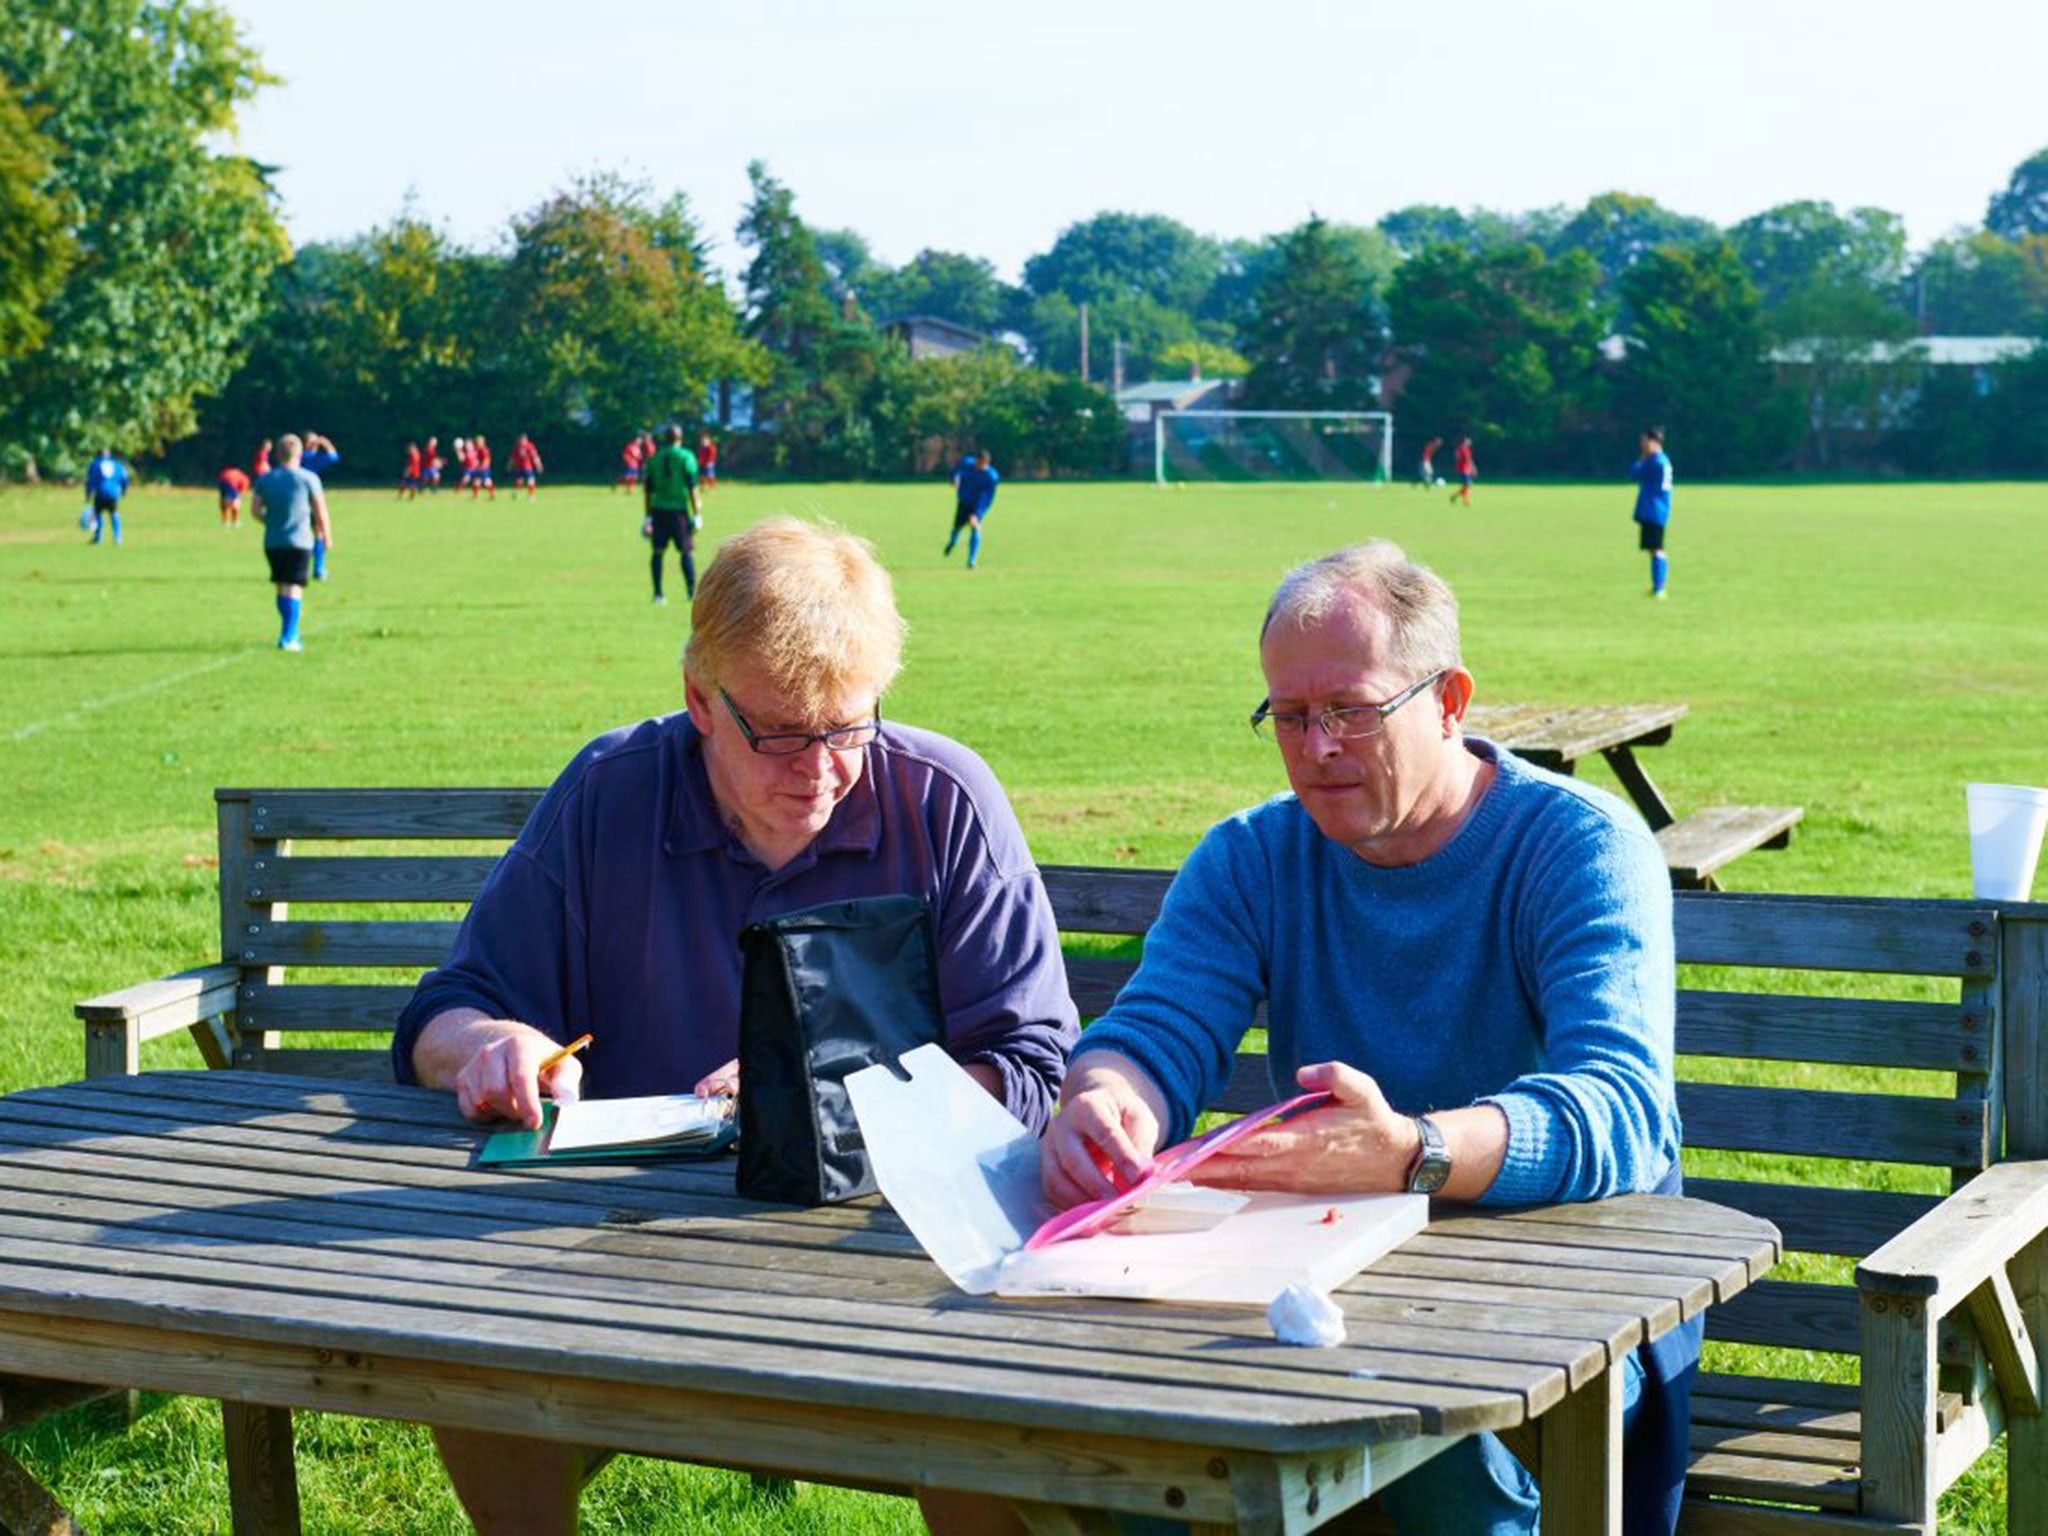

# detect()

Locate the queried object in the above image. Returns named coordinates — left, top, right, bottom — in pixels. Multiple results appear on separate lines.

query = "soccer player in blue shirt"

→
left=1631, top=427, right=1673, bottom=598
left=301, top=432, right=340, bottom=580
left=943, top=450, right=999, bottom=569
left=84, top=447, right=131, bottom=546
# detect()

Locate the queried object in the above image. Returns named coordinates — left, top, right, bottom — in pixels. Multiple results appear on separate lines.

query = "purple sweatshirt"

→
left=392, top=713, right=1080, bottom=1130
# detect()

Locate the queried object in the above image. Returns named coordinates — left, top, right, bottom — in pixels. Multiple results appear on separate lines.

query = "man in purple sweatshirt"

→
left=394, top=516, right=1078, bottom=1534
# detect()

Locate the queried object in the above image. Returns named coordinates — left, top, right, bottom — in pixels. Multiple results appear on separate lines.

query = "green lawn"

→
left=2, top=475, right=2045, bottom=1531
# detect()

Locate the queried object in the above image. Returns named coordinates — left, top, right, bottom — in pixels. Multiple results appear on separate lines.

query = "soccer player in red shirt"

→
left=422, top=436, right=443, bottom=495
left=253, top=438, right=272, bottom=478
left=696, top=432, right=719, bottom=492
left=400, top=442, right=422, bottom=501
left=508, top=433, right=543, bottom=499
left=1451, top=437, right=1477, bottom=506
left=218, top=466, right=250, bottom=527
left=616, top=435, right=644, bottom=493
left=470, top=435, right=495, bottom=501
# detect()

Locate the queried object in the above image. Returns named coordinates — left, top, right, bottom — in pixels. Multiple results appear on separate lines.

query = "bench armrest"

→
left=74, top=964, right=239, bottom=1076
left=1857, top=1159, right=2048, bottom=1305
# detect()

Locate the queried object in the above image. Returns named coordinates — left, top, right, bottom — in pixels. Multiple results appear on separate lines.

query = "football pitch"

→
left=1, top=474, right=2045, bottom=1531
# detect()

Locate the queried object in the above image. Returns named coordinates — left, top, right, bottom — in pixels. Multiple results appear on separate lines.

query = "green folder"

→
left=476, top=1102, right=738, bottom=1168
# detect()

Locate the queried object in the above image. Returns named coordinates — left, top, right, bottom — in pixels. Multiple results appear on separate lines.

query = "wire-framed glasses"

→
left=718, top=686, right=880, bottom=756
left=1249, top=670, right=1447, bottom=743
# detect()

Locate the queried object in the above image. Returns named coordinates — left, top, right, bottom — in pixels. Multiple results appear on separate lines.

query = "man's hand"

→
left=451, top=1027, right=584, bottom=1128
left=414, top=1009, right=583, bottom=1129
left=1191, top=1061, right=1421, bottom=1195
left=692, top=1058, right=738, bottom=1098
left=1040, top=1051, right=1170, bottom=1209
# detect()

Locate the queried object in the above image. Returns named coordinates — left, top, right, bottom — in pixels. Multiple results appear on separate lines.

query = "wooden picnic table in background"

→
left=1467, top=702, right=1803, bottom=890
left=0, top=1072, right=1779, bottom=1536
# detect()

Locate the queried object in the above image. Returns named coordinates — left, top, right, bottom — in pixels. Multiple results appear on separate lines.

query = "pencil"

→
left=537, top=1032, right=593, bottom=1074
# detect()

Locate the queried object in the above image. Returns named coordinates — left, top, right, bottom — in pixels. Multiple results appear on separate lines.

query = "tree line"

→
left=7, top=1, right=2048, bottom=484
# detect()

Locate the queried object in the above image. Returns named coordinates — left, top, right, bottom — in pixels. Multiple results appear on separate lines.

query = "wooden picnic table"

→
left=0, top=1072, right=1779, bottom=1536
left=1466, top=702, right=1802, bottom=889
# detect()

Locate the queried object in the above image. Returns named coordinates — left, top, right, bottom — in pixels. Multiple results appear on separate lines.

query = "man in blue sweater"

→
left=1042, top=540, right=1691, bottom=1536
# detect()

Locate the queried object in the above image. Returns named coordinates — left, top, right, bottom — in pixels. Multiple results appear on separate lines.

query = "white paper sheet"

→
left=545, top=1094, right=729, bottom=1153
left=848, top=1044, right=1427, bottom=1307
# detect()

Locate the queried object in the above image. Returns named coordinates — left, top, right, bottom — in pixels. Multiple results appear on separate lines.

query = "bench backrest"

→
left=216, top=788, right=2048, bottom=1373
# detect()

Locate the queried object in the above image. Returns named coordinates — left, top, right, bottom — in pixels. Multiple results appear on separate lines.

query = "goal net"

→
left=1153, top=410, right=1393, bottom=486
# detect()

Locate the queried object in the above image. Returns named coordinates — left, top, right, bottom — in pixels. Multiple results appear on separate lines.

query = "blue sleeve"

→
left=1478, top=813, right=1680, bottom=1205
left=391, top=783, right=583, bottom=1081
left=1076, top=822, right=1269, bottom=1145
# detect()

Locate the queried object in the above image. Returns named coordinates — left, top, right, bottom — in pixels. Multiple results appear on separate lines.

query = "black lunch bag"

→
left=735, top=893, right=948, bottom=1205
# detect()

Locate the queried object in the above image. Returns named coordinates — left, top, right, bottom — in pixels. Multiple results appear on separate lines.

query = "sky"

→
left=220, top=0, right=2048, bottom=283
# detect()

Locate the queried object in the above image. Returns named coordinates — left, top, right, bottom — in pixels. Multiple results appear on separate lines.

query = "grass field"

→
left=2, top=474, right=2046, bottom=1531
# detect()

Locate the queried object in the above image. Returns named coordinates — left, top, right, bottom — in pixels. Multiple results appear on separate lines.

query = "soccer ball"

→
left=78, top=504, right=93, bottom=530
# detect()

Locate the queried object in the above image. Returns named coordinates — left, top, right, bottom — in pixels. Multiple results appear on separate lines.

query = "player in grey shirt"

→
left=251, top=433, right=333, bottom=652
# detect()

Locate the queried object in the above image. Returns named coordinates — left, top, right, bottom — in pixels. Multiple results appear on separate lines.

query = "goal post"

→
left=1153, top=410, right=1394, bottom=487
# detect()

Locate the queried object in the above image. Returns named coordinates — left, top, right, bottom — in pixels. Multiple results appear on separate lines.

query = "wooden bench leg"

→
left=220, top=1402, right=300, bottom=1536
left=0, top=1441, right=84, bottom=1536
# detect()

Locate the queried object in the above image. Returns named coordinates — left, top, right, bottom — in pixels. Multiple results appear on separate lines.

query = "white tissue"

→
left=1267, top=1282, right=1345, bottom=1347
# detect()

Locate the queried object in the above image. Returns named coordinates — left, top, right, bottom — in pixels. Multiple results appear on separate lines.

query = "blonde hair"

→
left=1262, top=540, right=1461, bottom=678
left=684, top=518, right=906, bottom=714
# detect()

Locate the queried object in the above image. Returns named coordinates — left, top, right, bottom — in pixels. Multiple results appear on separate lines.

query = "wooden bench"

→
left=1655, top=804, right=1805, bottom=891
left=56, top=788, right=2048, bottom=1535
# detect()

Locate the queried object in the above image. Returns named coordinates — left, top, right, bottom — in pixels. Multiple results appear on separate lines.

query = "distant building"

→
left=1113, top=377, right=1239, bottom=428
left=882, top=315, right=1000, bottom=361
left=1767, top=335, right=2042, bottom=468
left=1114, top=378, right=1241, bottom=472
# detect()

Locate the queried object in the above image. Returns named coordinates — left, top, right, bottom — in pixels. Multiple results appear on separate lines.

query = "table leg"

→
left=1600, top=746, right=1676, bottom=832
left=1538, top=1367, right=1621, bottom=1536
left=221, top=1401, right=300, bottom=1536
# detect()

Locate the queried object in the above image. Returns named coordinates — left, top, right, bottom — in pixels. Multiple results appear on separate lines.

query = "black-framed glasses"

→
left=718, top=686, right=880, bottom=756
left=1249, top=670, right=1447, bottom=743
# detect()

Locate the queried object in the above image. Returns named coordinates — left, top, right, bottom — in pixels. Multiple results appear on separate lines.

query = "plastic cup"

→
left=1966, top=783, right=2048, bottom=901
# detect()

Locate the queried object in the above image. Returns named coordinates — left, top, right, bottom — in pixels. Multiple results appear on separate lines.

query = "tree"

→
left=1614, top=241, right=1801, bottom=476
left=0, top=0, right=288, bottom=473
left=1911, top=232, right=2048, bottom=335
left=1986, top=147, right=2048, bottom=241
left=1377, top=205, right=1541, bottom=257
left=1240, top=217, right=1391, bottom=410
left=0, top=85, right=71, bottom=372
left=1158, top=339, right=1249, bottom=379
left=499, top=175, right=762, bottom=437
left=1014, top=288, right=1201, bottom=383
left=1021, top=212, right=1224, bottom=316
left=1386, top=243, right=1609, bottom=470
left=736, top=161, right=888, bottom=473
left=1728, top=201, right=1908, bottom=310
left=1548, top=192, right=1717, bottom=295
left=861, top=249, right=1008, bottom=333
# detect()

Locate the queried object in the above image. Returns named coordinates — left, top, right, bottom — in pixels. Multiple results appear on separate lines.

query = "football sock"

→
left=650, top=552, right=663, bottom=598
left=277, top=595, right=301, bottom=645
left=111, top=512, right=122, bottom=544
left=1651, top=553, right=1668, bottom=594
left=943, top=533, right=956, bottom=555
left=682, top=553, right=697, bottom=599
left=90, top=515, right=102, bottom=544
left=967, top=528, right=981, bottom=567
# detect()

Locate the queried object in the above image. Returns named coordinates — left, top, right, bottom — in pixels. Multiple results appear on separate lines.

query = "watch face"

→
left=1408, top=1115, right=1450, bottom=1194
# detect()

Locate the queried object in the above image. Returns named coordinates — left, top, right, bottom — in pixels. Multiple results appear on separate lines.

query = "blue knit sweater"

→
left=1082, top=740, right=1680, bottom=1205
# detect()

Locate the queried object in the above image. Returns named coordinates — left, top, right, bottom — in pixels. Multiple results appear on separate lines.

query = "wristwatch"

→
left=1405, top=1114, right=1451, bottom=1195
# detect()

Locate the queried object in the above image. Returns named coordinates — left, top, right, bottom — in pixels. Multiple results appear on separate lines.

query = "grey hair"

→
left=1261, top=540, right=1461, bottom=677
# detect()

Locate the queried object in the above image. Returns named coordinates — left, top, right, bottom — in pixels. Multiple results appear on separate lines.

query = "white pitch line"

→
left=8, top=651, right=249, bottom=743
